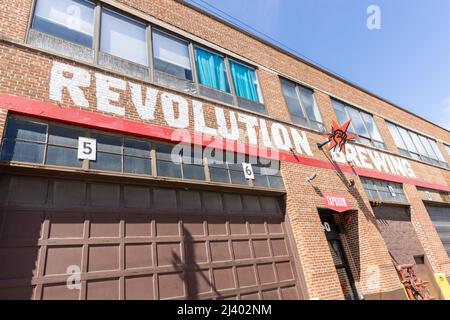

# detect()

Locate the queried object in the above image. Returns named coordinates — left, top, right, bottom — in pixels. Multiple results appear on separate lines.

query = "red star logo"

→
left=323, top=120, right=357, bottom=154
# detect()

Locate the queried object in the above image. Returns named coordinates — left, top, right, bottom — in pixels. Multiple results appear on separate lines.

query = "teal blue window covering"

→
left=195, top=48, right=230, bottom=92
left=230, top=61, right=260, bottom=102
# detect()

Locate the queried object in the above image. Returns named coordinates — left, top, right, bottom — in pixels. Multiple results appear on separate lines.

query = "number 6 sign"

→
left=78, top=137, right=97, bottom=161
left=242, top=163, right=255, bottom=180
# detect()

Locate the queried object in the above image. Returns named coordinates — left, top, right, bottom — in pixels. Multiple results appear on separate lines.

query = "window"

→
left=153, top=30, right=192, bottom=80
left=331, top=99, right=385, bottom=149
left=0, top=118, right=46, bottom=164
left=155, top=143, right=205, bottom=181
left=445, top=144, right=450, bottom=157
left=361, top=178, right=407, bottom=203
left=387, top=122, right=448, bottom=169
left=280, top=79, right=324, bottom=132
left=195, top=47, right=230, bottom=93
left=31, top=0, right=95, bottom=47
left=100, top=9, right=148, bottom=65
left=47, top=125, right=83, bottom=168
left=28, top=2, right=268, bottom=114
left=229, top=61, right=262, bottom=103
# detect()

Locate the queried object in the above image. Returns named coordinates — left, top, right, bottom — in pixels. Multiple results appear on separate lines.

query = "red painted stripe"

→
left=0, top=93, right=449, bottom=192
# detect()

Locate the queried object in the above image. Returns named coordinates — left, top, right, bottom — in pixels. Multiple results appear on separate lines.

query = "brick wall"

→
left=0, top=0, right=448, bottom=299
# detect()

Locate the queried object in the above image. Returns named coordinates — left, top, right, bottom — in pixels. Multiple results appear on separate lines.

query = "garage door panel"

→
left=123, top=186, right=150, bottom=209
left=53, top=180, right=87, bottom=207
left=125, top=244, right=153, bottom=269
left=125, top=275, right=154, bottom=300
left=0, top=175, right=303, bottom=300
left=44, top=246, right=82, bottom=276
left=48, top=212, right=85, bottom=239
left=9, top=176, right=48, bottom=205
left=125, top=214, right=152, bottom=237
left=158, top=272, right=185, bottom=299
left=155, top=216, right=180, bottom=237
left=213, top=268, right=235, bottom=291
left=41, top=282, right=80, bottom=300
left=1, top=211, right=44, bottom=240
left=157, top=242, right=182, bottom=267
left=90, top=184, right=120, bottom=208
left=88, top=245, right=120, bottom=272
left=86, top=278, right=120, bottom=300
left=0, top=246, right=40, bottom=280
left=90, top=213, right=121, bottom=238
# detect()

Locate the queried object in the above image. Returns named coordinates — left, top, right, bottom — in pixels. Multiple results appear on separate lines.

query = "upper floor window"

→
left=280, top=79, right=325, bottom=132
left=31, top=0, right=95, bottom=48
left=100, top=9, right=148, bottom=66
left=195, top=47, right=230, bottom=93
left=153, top=30, right=193, bottom=81
left=445, top=144, right=450, bottom=157
left=229, top=61, right=262, bottom=103
left=332, top=99, right=385, bottom=149
left=28, top=1, right=267, bottom=114
left=361, top=177, right=407, bottom=203
left=387, top=122, right=448, bottom=169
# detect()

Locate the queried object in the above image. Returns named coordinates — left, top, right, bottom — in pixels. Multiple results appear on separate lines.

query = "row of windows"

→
left=0, top=117, right=284, bottom=190
left=332, top=99, right=385, bottom=149
left=361, top=177, right=407, bottom=203
left=28, top=0, right=449, bottom=169
left=30, top=0, right=265, bottom=114
left=387, top=122, right=448, bottom=169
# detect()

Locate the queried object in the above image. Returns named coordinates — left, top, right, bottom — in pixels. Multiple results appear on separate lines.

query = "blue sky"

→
left=186, top=0, right=450, bottom=131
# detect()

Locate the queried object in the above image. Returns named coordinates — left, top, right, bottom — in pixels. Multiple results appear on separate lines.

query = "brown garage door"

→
left=0, top=174, right=302, bottom=300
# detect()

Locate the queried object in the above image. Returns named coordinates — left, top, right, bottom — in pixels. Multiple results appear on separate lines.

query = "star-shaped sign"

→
left=322, top=120, right=357, bottom=154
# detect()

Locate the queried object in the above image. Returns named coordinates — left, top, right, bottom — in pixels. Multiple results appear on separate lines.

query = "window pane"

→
left=419, top=136, right=438, bottom=160
left=229, top=170, right=248, bottom=185
left=253, top=174, right=269, bottom=188
left=332, top=100, right=353, bottom=131
left=445, top=145, right=450, bottom=157
left=48, top=125, right=83, bottom=147
left=46, top=145, right=82, bottom=168
left=209, top=167, right=230, bottom=183
left=89, top=152, right=121, bottom=172
left=32, top=0, right=95, bottom=47
left=230, top=61, right=261, bottom=103
left=281, top=80, right=305, bottom=118
left=91, top=133, right=122, bottom=154
left=299, top=87, right=322, bottom=123
left=153, top=30, right=192, bottom=80
left=195, top=48, right=229, bottom=92
left=428, top=139, right=446, bottom=162
left=347, top=107, right=369, bottom=138
left=182, top=164, right=205, bottom=180
left=100, top=9, right=148, bottom=65
left=268, top=176, right=284, bottom=189
left=5, top=118, right=47, bottom=142
left=1, top=140, right=45, bottom=164
left=124, top=138, right=150, bottom=157
left=387, top=123, right=407, bottom=150
left=409, top=132, right=428, bottom=157
left=156, top=143, right=180, bottom=163
left=397, top=127, right=417, bottom=153
left=361, top=113, right=383, bottom=142
left=157, top=160, right=182, bottom=178
left=124, top=156, right=151, bottom=175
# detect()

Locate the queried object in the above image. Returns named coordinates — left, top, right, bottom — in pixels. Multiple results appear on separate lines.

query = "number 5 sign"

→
left=242, top=163, right=255, bottom=180
left=78, top=137, right=96, bottom=161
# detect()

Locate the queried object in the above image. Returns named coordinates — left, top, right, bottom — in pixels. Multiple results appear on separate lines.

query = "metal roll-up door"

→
left=0, top=174, right=304, bottom=300
left=425, top=205, right=450, bottom=257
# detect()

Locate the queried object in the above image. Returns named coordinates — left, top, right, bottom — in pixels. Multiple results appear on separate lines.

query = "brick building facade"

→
left=0, top=0, right=449, bottom=300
